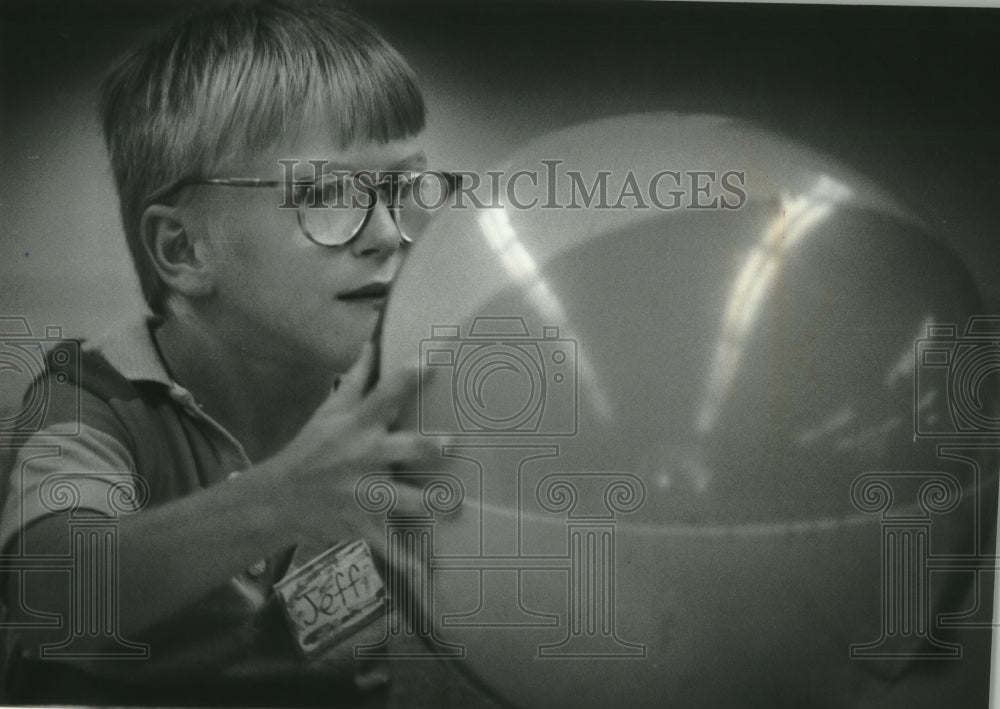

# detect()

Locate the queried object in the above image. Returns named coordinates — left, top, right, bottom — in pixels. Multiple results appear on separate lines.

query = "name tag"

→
left=274, top=539, right=385, bottom=658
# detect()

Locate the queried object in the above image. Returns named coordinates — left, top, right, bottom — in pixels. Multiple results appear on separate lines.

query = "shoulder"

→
left=0, top=340, right=152, bottom=555
left=11, top=340, right=152, bottom=450
left=3, top=319, right=178, bottom=489
left=20, top=317, right=177, bottom=440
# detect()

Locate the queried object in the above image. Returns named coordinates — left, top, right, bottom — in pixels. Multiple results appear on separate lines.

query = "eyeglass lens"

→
left=301, top=172, right=454, bottom=247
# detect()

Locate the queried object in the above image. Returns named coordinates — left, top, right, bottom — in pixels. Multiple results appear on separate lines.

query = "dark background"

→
left=0, top=1, right=998, bottom=701
left=1, top=0, right=998, bottom=405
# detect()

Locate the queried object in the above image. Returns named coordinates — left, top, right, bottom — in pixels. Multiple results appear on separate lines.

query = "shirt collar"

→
left=88, top=315, right=173, bottom=387
left=89, top=316, right=252, bottom=466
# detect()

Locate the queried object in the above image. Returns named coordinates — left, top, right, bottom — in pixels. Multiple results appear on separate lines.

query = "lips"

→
left=336, top=281, right=391, bottom=301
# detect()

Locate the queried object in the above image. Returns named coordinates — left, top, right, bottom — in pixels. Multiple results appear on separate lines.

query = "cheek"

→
left=210, top=198, right=301, bottom=267
left=203, top=196, right=369, bottom=307
left=204, top=211, right=245, bottom=263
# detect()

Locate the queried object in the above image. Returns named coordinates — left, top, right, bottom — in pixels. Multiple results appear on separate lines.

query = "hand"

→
left=263, top=342, right=441, bottom=536
left=260, top=342, right=450, bottom=626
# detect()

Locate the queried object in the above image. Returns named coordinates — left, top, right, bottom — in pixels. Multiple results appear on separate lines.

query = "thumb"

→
left=336, top=341, right=375, bottom=403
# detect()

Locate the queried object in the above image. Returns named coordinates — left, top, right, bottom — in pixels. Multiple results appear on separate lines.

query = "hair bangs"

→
left=210, top=6, right=426, bottom=168
left=100, top=1, right=427, bottom=314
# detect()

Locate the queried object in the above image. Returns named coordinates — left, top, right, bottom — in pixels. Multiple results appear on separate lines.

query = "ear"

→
left=140, top=204, right=215, bottom=300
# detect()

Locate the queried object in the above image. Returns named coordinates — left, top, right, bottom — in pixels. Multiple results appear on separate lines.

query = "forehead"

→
left=223, top=129, right=428, bottom=179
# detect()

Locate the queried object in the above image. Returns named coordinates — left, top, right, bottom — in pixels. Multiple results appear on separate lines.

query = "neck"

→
left=153, top=307, right=337, bottom=463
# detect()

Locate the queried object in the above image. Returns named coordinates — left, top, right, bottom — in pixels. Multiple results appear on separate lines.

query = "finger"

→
left=394, top=435, right=452, bottom=471
left=333, top=341, right=374, bottom=405
left=360, top=367, right=421, bottom=426
left=362, top=306, right=387, bottom=395
left=387, top=366, right=441, bottom=432
left=375, top=431, right=434, bottom=466
left=420, top=434, right=449, bottom=460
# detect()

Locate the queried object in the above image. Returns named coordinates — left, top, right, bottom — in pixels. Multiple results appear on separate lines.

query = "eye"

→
left=291, top=182, right=312, bottom=204
left=407, top=171, right=451, bottom=209
left=397, top=177, right=414, bottom=201
left=318, top=176, right=348, bottom=207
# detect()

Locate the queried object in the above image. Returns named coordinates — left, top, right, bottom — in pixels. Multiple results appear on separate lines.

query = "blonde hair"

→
left=99, top=0, right=425, bottom=314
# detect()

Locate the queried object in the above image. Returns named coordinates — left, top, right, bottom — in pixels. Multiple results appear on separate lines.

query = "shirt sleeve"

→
left=0, top=408, right=139, bottom=556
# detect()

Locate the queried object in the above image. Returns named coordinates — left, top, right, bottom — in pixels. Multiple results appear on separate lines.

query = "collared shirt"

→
left=1, top=318, right=251, bottom=547
left=0, top=318, right=390, bottom=706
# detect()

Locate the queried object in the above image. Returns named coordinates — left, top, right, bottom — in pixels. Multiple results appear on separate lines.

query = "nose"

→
left=350, top=197, right=402, bottom=259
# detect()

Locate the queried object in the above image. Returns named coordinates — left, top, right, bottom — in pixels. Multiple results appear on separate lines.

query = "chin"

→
left=309, top=339, right=367, bottom=375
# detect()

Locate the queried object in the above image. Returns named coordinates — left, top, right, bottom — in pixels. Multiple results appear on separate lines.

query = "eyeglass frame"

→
left=142, top=169, right=460, bottom=247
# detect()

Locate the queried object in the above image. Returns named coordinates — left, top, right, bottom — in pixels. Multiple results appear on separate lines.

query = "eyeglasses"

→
left=144, top=170, right=460, bottom=247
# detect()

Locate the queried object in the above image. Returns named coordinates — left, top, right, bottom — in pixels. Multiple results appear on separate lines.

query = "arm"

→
left=2, top=344, right=433, bottom=655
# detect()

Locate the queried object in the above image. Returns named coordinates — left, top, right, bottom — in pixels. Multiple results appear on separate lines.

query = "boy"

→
left=0, top=1, right=459, bottom=705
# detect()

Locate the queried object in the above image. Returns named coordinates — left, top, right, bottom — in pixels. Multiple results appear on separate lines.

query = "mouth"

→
left=336, top=281, right=391, bottom=303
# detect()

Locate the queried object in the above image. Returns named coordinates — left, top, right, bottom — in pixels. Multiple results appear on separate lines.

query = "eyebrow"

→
left=395, top=151, right=428, bottom=170
left=283, top=151, right=429, bottom=182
